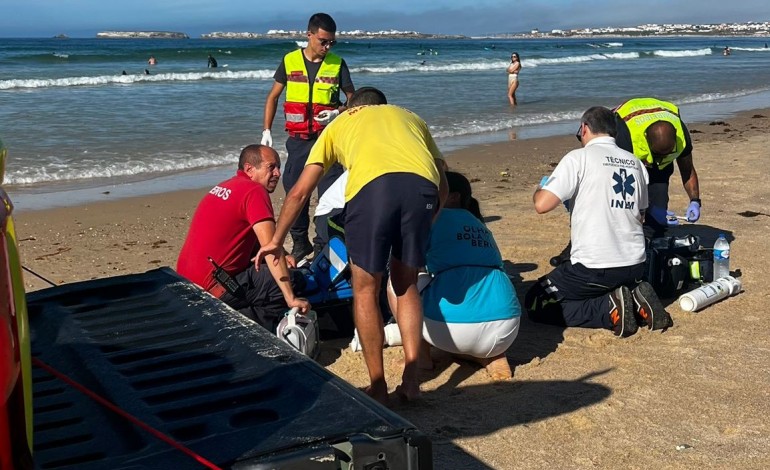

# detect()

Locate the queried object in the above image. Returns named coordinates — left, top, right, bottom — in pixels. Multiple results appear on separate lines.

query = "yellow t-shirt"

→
left=306, top=104, right=443, bottom=201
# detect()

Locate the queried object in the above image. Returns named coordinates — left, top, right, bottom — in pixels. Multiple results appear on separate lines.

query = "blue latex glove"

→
left=686, top=200, right=701, bottom=222
left=648, top=205, right=679, bottom=226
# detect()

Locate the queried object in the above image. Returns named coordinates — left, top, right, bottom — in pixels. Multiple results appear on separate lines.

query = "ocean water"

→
left=2, top=36, right=770, bottom=209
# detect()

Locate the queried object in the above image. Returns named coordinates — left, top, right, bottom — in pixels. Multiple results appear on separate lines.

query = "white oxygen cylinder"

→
left=383, top=323, right=402, bottom=347
left=678, top=276, right=742, bottom=312
left=349, top=323, right=403, bottom=351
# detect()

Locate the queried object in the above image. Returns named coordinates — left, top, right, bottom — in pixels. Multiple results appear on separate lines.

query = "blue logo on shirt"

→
left=611, top=169, right=636, bottom=209
left=612, top=169, right=636, bottom=200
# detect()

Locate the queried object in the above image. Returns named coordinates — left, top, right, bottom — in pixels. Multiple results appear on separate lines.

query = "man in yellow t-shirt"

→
left=256, top=87, right=447, bottom=405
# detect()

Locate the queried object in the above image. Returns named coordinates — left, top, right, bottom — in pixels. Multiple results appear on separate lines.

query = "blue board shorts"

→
left=345, top=173, right=438, bottom=274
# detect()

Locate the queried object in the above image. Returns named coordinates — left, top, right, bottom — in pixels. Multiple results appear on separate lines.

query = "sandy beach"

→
left=14, top=109, right=770, bottom=469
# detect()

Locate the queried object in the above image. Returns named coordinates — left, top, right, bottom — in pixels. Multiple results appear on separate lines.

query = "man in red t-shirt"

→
left=177, top=144, right=310, bottom=330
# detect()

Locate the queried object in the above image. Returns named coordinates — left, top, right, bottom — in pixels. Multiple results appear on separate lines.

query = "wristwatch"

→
left=690, top=198, right=702, bottom=207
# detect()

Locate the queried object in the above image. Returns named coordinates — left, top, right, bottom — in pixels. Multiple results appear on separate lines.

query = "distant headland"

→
left=91, top=21, right=770, bottom=41
left=491, top=21, right=770, bottom=38
left=96, top=31, right=189, bottom=39
left=201, top=29, right=465, bottom=40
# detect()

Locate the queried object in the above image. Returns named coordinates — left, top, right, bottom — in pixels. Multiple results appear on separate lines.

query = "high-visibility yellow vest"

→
left=283, top=49, right=342, bottom=135
left=615, top=98, right=686, bottom=169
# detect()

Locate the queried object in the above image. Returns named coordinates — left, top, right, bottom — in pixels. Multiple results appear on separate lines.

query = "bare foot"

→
left=393, top=353, right=435, bottom=371
left=480, top=354, right=512, bottom=381
left=362, top=383, right=390, bottom=407
left=393, top=382, right=421, bottom=403
left=418, top=355, right=435, bottom=370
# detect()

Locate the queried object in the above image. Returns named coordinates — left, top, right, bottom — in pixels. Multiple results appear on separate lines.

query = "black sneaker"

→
left=549, top=242, right=572, bottom=267
left=290, top=237, right=313, bottom=261
left=632, top=281, right=673, bottom=330
left=608, top=286, right=637, bottom=337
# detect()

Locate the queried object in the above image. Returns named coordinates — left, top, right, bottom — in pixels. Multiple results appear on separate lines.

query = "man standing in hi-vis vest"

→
left=613, top=97, right=702, bottom=236
left=262, top=13, right=355, bottom=260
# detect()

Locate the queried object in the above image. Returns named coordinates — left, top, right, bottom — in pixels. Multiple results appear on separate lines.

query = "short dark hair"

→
left=348, top=87, right=388, bottom=107
left=581, top=106, right=617, bottom=137
left=645, top=120, right=677, bottom=157
left=308, top=13, right=336, bottom=33
left=238, top=144, right=264, bottom=170
left=446, top=171, right=483, bottom=221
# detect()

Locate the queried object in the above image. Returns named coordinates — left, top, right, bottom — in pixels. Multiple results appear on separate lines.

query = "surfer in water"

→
left=207, top=54, right=218, bottom=68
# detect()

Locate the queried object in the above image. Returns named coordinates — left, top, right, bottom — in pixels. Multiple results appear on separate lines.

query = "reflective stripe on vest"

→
left=614, top=98, right=686, bottom=169
left=283, top=49, right=342, bottom=135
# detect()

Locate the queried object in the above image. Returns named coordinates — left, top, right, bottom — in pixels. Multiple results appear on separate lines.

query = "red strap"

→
left=31, top=357, right=222, bottom=470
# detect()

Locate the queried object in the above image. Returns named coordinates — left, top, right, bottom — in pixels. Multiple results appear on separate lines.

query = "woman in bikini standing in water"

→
left=507, top=52, right=521, bottom=106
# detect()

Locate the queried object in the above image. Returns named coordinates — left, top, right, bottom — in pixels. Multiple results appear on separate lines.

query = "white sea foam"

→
left=729, top=46, right=770, bottom=52
left=352, top=52, right=642, bottom=74
left=2, top=47, right=720, bottom=91
left=429, top=110, right=583, bottom=138
left=5, top=152, right=240, bottom=185
left=652, top=48, right=712, bottom=57
left=588, top=42, right=624, bottom=48
left=676, top=87, right=770, bottom=105
left=0, top=70, right=275, bottom=90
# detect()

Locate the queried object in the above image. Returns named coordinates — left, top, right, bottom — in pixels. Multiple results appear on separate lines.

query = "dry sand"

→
left=14, top=110, right=770, bottom=469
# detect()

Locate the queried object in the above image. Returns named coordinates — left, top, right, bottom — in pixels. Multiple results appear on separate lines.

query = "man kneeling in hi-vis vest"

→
left=261, top=12, right=355, bottom=261
left=551, top=97, right=703, bottom=267
left=613, top=97, right=702, bottom=237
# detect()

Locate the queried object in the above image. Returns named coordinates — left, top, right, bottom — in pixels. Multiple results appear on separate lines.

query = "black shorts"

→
left=345, top=173, right=438, bottom=274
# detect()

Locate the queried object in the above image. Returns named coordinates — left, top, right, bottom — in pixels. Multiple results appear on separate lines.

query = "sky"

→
left=3, top=0, right=770, bottom=38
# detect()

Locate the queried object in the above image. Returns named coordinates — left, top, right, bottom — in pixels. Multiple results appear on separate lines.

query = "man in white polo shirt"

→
left=526, top=106, right=672, bottom=337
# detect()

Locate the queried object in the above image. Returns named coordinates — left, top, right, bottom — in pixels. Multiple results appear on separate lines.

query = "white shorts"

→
left=422, top=316, right=520, bottom=358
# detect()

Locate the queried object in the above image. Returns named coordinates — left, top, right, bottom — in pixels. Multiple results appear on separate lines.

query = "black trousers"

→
left=645, top=163, right=675, bottom=237
left=283, top=136, right=344, bottom=245
left=527, top=261, right=644, bottom=329
left=220, top=265, right=306, bottom=332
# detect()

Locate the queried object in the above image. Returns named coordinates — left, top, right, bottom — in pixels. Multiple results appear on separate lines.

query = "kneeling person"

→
left=177, top=144, right=309, bottom=331
left=389, top=172, right=520, bottom=380
left=527, top=106, right=671, bottom=336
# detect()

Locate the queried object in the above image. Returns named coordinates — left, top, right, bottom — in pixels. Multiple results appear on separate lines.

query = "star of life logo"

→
left=611, top=169, right=636, bottom=209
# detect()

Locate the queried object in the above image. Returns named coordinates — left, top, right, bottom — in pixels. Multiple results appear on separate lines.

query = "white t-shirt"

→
left=314, top=171, right=348, bottom=217
left=542, top=136, right=649, bottom=268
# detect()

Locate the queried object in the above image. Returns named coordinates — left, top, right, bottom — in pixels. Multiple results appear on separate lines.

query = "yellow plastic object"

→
left=0, top=136, right=33, bottom=458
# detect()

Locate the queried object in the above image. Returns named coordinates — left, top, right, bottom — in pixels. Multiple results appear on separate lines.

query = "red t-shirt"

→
left=177, top=171, right=274, bottom=290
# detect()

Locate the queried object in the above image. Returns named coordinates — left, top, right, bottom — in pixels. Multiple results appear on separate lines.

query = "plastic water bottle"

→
left=712, top=234, right=730, bottom=280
